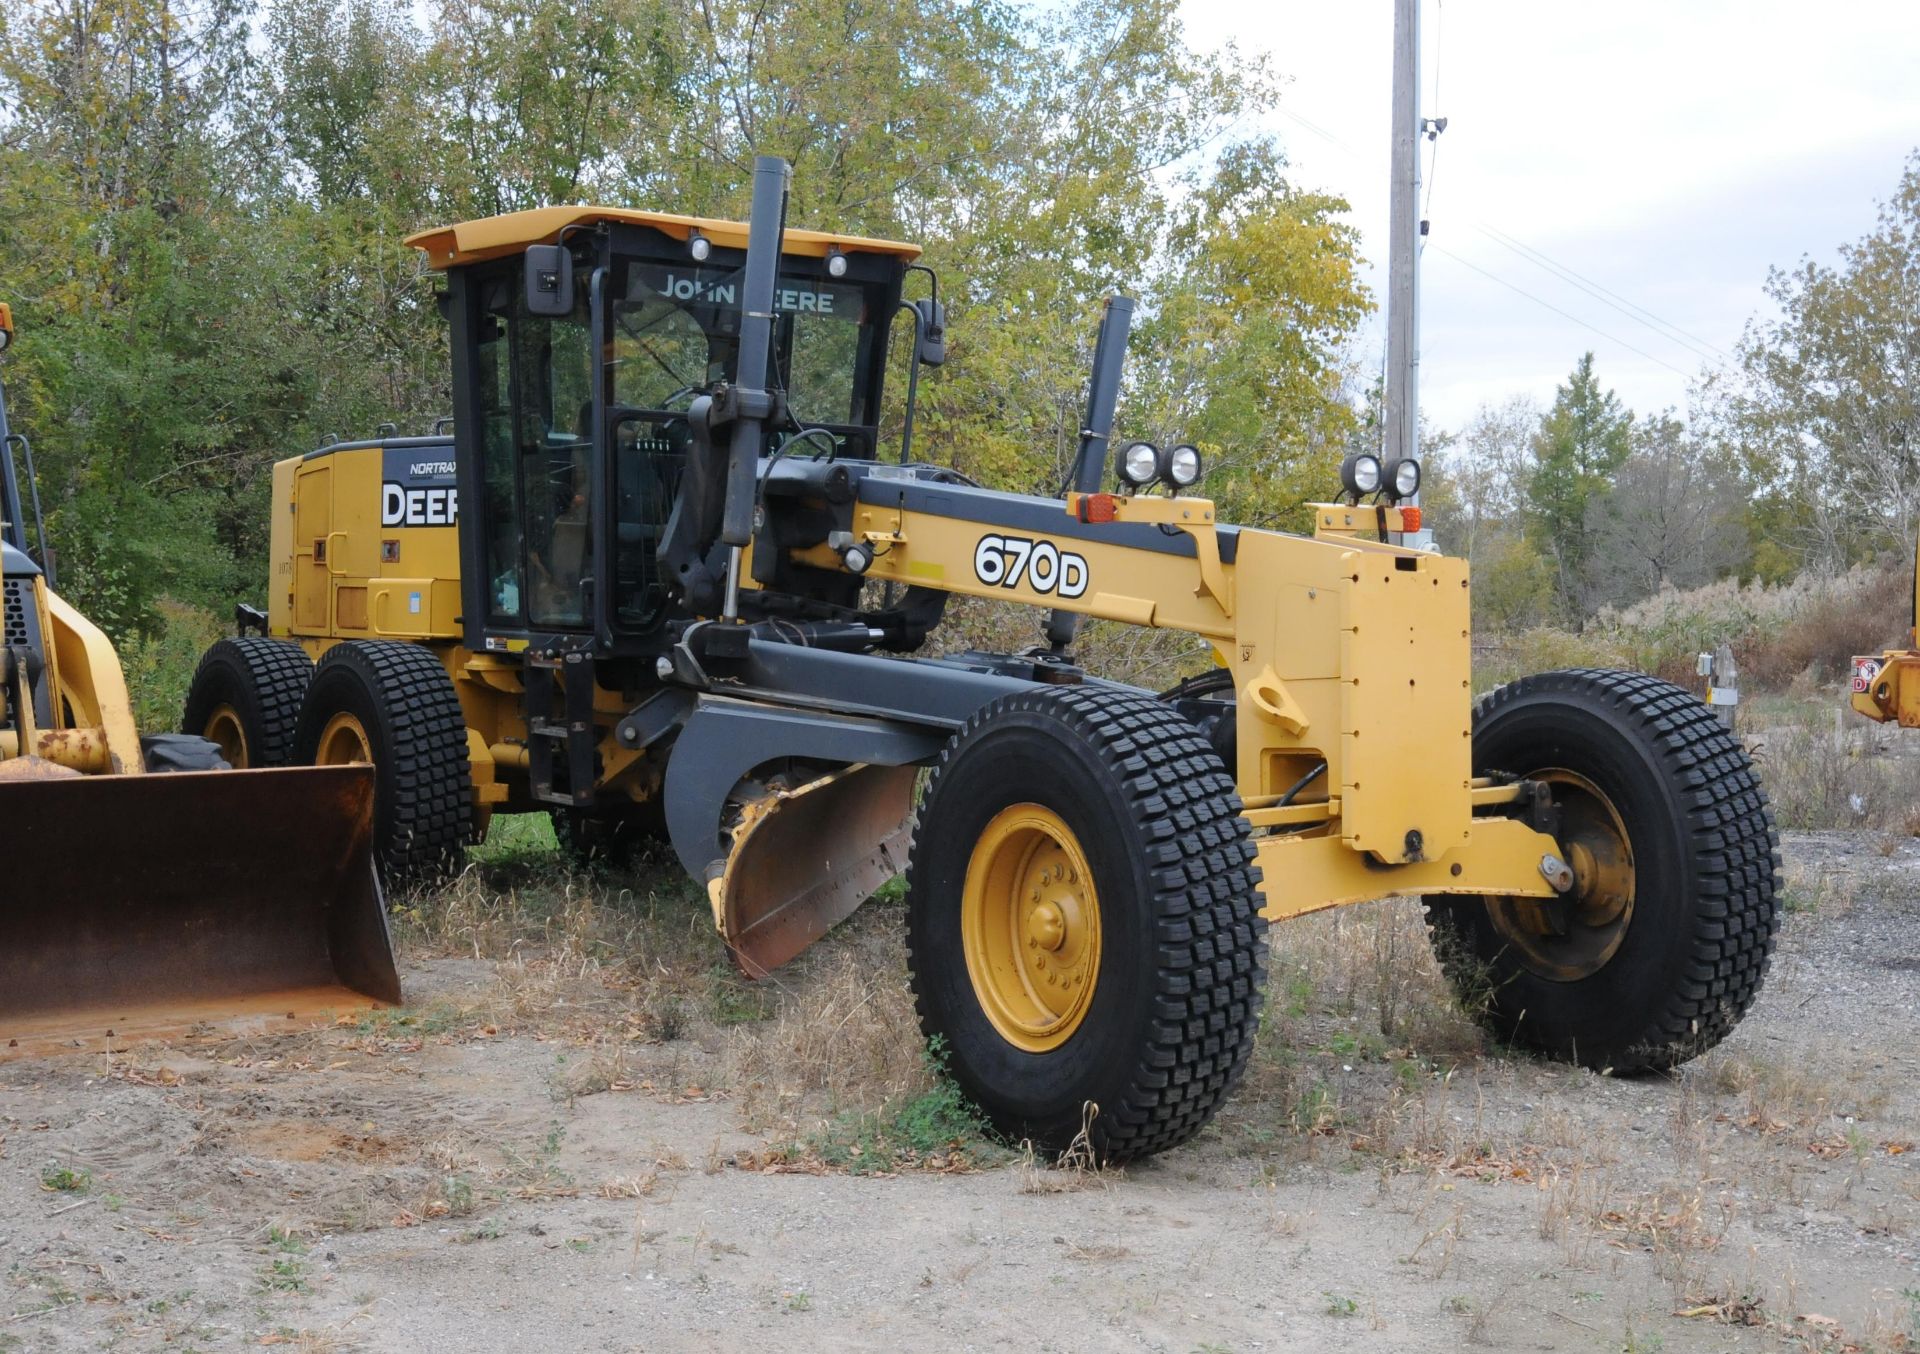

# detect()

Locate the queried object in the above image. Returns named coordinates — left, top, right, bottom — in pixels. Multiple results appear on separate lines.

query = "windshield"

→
left=610, top=260, right=875, bottom=429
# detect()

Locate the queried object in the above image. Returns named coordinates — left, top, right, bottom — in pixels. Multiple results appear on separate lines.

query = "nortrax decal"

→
left=973, top=533, right=1089, bottom=598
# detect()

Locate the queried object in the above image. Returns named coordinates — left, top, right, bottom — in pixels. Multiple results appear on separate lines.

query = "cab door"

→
left=292, top=462, right=332, bottom=632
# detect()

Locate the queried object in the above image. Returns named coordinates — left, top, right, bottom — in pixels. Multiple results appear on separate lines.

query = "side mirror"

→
left=524, top=244, right=573, bottom=317
left=912, top=298, right=946, bottom=367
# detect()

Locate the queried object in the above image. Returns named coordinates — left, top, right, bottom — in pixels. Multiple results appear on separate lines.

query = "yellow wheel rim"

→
left=1487, top=768, right=1636, bottom=981
left=203, top=703, right=249, bottom=767
left=961, top=803, right=1101, bottom=1052
left=315, top=711, right=374, bottom=766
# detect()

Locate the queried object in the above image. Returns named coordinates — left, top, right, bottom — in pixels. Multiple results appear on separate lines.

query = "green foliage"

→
left=38, top=1163, right=91, bottom=1193
left=1525, top=353, right=1633, bottom=621
left=119, top=600, right=225, bottom=733
left=803, top=1038, right=1001, bottom=1172
left=1728, top=151, right=1920, bottom=571
left=0, top=0, right=1371, bottom=652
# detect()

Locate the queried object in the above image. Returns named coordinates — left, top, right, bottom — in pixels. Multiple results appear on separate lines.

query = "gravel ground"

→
left=0, top=830, right=1914, bottom=1352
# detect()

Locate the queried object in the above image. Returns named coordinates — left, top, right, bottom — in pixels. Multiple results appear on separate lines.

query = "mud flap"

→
left=710, top=763, right=918, bottom=979
left=0, top=764, right=397, bottom=1055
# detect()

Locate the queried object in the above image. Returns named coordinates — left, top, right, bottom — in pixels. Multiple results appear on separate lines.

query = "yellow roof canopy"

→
left=406, top=206, right=922, bottom=270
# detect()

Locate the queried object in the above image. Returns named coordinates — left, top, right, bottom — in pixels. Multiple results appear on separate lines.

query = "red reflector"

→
left=1079, top=493, right=1119, bottom=524
left=1398, top=505, right=1422, bottom=533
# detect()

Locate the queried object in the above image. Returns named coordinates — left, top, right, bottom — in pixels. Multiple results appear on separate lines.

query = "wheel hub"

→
left=961, top=804, right=1101, bottom=1052
left=203, top=703, right=249, bottom=768
left=315, top=711, right=374, bottom=767
left=1487, top=769, right=1636, bottom=981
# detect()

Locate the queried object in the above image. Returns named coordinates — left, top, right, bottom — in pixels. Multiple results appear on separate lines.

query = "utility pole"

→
left=1384, top=0, right=1431, bottom=547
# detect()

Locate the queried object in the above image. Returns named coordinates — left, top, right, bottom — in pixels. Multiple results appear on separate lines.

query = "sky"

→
left=1178, top=0, right=1920, bottom=434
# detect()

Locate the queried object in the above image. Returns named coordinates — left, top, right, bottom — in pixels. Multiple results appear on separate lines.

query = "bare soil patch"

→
left=0, top=830, right=1914, bottom=1351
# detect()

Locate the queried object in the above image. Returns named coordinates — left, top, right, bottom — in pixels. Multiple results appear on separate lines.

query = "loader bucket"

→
left=713, top=762, right=919, bottom=979
left=0, top=764, right=397, bottom=1057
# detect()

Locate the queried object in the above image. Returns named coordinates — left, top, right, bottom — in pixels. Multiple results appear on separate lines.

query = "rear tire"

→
left=906, top=686, right=1266, bottom=1163
left=140, top=733, right=229, bottom=773
left=294, top=641, right=470, bottom=884
left=1423, top=669, right=1781, bottom=1071
left=182, top=637, right=312, bottom=767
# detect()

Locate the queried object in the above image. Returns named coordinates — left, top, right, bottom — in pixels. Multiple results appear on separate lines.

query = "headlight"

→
left=826, top=248, right=849, bottom=278
left=1166, top=444, right=1202, bottom=487
left=0, top=328, right=10, bottom=353
left=1389, top=458, right=1421, bottom=498
left=688, top=232, right=712, bottom=262
left=1340, top=452, right=1382, bottom=496
left=1119, top=441, right=1162, bottom=487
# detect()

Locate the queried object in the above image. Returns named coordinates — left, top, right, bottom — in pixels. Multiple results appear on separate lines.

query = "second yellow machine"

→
left=190, top=158, right=1781, bottom=1160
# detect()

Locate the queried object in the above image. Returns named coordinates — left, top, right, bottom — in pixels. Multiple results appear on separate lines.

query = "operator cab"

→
left=416, top=208, right=921, bottom=656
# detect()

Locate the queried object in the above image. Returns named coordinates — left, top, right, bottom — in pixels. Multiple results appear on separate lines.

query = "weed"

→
left=784, top=1290, right=812, bottom=1313
left=258, top=1256, right=309, bottom=1294
left=786, top=1038, right=1003, bottom=1173
left=38, top=1164, right=90, bottom=1193
left=1324, top=1291, right=1358, bottom=1317
left=442, top=1174, right=477, bottom=1217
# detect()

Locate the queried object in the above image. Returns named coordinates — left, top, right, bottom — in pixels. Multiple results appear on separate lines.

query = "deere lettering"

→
left=382, top=482, right=459, bottom=527
left=379, top=446, right=459, bottom=526
left=651, top=271, right=844, bottom=315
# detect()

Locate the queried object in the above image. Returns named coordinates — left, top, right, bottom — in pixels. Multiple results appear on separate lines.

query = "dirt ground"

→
left=1, top=828, right=1915, bottom=1353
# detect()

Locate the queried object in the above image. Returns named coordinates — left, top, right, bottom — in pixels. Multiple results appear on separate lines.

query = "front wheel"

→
left=1424, top=668, right=1780, bottom=1072
left=906, top=686, right=1267, bottom=1163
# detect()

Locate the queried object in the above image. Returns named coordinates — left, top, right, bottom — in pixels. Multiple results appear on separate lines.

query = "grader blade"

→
left=714, top=763, right=919, bottom=979
left=0, top=764, right=397, bottom=1057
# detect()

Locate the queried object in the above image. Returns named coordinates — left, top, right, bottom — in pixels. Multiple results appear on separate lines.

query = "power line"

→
left=1476, top=224, right=1737, bottom=366
left=1270, top=46, right=1734, bottom=380
left=1427, top=243, right=1698, bottom=380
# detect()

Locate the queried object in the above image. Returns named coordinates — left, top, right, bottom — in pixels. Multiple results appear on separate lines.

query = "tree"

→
left=1525, top=352, right=1632, bottom=621
left=1126, top=140, right=1370, bottom=531
left=1583, top=412, right=1747, bottom=609
left=1728, top=151, right=1920, bottom=572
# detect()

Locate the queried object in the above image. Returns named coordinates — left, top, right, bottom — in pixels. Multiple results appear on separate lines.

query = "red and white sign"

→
left=1852, top=657, right=1883, bottom=694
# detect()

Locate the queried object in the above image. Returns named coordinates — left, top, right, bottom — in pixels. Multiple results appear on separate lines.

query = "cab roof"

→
left=406, top=206, right=922, bottom=270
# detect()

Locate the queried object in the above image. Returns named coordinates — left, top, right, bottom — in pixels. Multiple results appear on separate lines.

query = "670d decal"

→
left=973, top=534, right=1089, bottom=598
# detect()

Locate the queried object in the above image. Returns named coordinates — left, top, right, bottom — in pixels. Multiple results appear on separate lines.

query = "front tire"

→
left=182, top=637, right=312, bottom=767
left=293, top=641, right=470, bottom=884
left=1424, top=668, right=1780, bottom=1071
left=906, top=686, right=1266, bottom=1162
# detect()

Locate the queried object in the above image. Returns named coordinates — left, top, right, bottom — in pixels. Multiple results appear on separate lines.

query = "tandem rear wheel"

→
left=906, top=686, right=1268, bottom=1163
left=182, top=637, right=313, bottom=768
left=1425, top=668, right=1781, bottom=1072
left=293, top=640, right=471, bottom=884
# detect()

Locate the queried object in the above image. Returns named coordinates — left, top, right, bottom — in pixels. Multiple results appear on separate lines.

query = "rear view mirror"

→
left=912, top=298, right=946, bottom=367
left=525, top=244, right=573, bottom=317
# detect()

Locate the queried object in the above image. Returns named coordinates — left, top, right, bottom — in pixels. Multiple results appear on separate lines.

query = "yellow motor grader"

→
left=1850, top=538, right=1920, bottom=726
left=190, top=160, right=1780, bottom=1160
left=0, top=303, right=397, bottom=1055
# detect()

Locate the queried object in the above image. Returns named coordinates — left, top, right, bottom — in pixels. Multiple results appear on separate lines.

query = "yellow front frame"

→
left=805, top=489, right=1561, bottom=919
